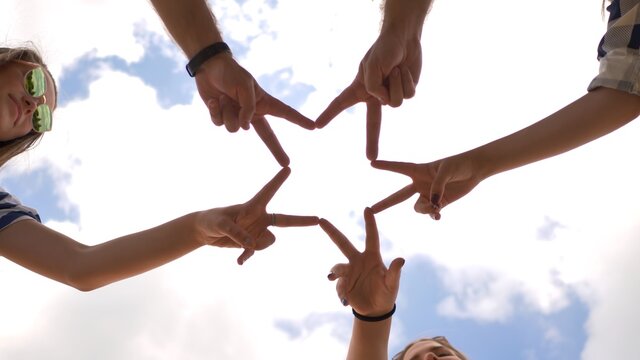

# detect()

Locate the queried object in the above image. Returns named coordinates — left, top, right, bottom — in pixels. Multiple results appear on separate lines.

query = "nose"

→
left=425, top=354, right=439, bottom=360
left=21, top=95, right=40, bottom=115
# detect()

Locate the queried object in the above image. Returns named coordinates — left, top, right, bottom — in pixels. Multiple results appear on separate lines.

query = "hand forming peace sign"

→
left=196, top=166, right=319, bottom=264
left=320, top=208, right=404, bottom=317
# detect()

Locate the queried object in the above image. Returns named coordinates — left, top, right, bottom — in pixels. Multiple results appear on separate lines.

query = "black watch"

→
left=185, top=42, right=231, bottom=77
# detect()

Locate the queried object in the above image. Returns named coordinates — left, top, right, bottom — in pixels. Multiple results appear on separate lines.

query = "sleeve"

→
left=588, top=0, right=640, bottom=96
left=0, top=189, right=41, bottom=231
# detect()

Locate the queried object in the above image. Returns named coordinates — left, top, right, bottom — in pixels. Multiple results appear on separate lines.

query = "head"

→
left=0, top=45, right=57, bottom=168
left=392, top=336, right=468, bottom=360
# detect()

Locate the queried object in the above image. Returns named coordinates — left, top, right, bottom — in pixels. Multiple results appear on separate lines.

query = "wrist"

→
left=186, top=42, right=232, bottom=77
left=352, top=304, right=396, bottom=322
left=380, top=0, right=429, bottom=39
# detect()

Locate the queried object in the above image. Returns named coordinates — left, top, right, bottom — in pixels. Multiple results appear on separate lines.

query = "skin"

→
left=148, top=0, right=315, bottom=167
left=0, top=60, right=56, bottom=140
left=315, top=0, right=433, bottom=160
left=320, top=208, right=405, bottom=360
left=371, top=87, right=640, bottom=219
left=402, top=339, right=462, bottom=360
left=0, top=57, right=319, bottom=291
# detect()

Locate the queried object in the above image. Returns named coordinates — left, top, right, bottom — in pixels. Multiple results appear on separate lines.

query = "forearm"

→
left=469, top=87, right=640, bottom=179
left=380, top=0, right=433, bottom=38
left=346, top=318, right=392, bottom=360
left=71, top=212, right=204, bottom=290
left=0, top=213, right=204, bottom=291
left=148, top=0, right=223, bottom=58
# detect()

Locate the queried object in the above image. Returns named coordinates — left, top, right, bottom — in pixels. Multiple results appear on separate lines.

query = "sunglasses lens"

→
left=32, top=105, right=52, bottom=133
left=24, top=68, right=47, bottom=98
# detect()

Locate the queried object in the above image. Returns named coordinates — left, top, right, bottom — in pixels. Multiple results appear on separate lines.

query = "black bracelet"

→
left=185, top=42, right=231, bottom=77
left=352, top=304, right=396, bottom=322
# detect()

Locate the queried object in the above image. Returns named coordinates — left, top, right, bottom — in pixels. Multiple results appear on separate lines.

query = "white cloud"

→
left=2, top=0, right=639, bottom=359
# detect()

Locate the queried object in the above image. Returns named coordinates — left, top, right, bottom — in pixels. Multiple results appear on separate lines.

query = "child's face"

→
left=0, top=60, right=56, bottom=141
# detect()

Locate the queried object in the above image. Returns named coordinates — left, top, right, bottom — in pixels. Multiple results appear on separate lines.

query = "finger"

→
left=363, top=208, right=380, bottom=253
left=315, top=85, right=362, bottom=129
left=387, top=67, right=404, bottom=108
left=329, top=263, right=350, bottom=280
left=364, top=67, right=389, bottom=105
left=221, top=98, right=241, bottom=133
left=249, top=166, right=291, bottom=206
left=336, top=278, right=349, bottom=306
left=429, top=164, right=449, bottom=209
left=254, top=229, right=276, bottom=251
left=271, top=214, right=320, bottom=227
left=252, top=116, right=290, bottom=167
left=370, top=160, right=419, bottom=178
left=214, top=217, right=256, bottom=249
left=207, top=99, right=223, bottom=126
left=263, top=94, right=315, bottom=130
left=237, top=248, right=255, bottom=265
left=370, top=184, right=416, bottom=214
left=385, top=257, right=405, bottom=291
left=414, top=195, right=441, bottom=220
left=319, top=218, right=359, bottom=259
left=400, top=65, right=416, bottom=99
left=236, top=82, right=257, bottom=130
left=365, top=98, right=382, bottom=161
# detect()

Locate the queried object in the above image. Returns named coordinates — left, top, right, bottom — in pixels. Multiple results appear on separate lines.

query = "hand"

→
left=315, top=32, right=422, bottom=160
left=196, top=167, right=319, bottom=265
left=195, top=54, right=315, bottom=166
left=370, top=156, right=486, bottom=220
left=320, top=208, right=404, bottom=316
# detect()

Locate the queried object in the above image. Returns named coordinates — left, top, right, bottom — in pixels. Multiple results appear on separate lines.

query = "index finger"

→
left=370, top=160, right=420, bottom=178
left=370, top=183, right=416, bottom=214
left=236, top=80, right=257, bottom=129
left=365, top=98, right=382, bottom=161
left=363, top=208, right=380, bottom=253
left=315, top=85, right=362, bottom=129
left=262, top=94, right=315, bottom=130
left=271, top=214, right=320, bottom=227
left=319, top=218, right=359, bottom=260
left=249, top=166, right=291, bottom=207
left=252, top=116, right=290, bottom=167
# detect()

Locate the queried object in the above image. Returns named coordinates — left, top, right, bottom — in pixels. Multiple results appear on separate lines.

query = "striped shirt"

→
left=589, top=0, right=640, bottom=95
left=0, top=188, right=41, bottom=231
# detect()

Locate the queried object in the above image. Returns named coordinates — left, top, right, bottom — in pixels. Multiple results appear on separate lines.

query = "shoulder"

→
left=0, top=187, right=41, bottom=231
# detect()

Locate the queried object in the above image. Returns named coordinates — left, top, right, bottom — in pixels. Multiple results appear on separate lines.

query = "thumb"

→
left=430, top=163, right=450, bottom=208
left=385, top=257, right=405, bottom=291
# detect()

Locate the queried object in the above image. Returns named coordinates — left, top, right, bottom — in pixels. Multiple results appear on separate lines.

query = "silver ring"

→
left=270, top=213, right=276, bottom=226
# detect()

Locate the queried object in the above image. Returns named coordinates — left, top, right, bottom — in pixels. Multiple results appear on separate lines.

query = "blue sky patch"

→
left=392, top=256, right=588, bottom=360
left=1, top=166, right=78, bottom=224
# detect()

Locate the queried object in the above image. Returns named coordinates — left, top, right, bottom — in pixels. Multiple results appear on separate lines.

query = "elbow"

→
left=64, top=271, right=105, bottom=292
left=62, top=250, right=108, bottom=292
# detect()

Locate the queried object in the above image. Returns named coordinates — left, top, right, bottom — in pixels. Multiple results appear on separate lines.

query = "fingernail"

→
left=327, top=272, right=334, bottom=280
left=431, top=194, right=440, bottom=207
left=400, top=259, right=406, bottom=266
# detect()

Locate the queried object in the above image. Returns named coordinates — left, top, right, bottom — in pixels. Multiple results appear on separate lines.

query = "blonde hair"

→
left=0, top=45, right=57, bottom=168
left=392, top=336, right=468, bottom=360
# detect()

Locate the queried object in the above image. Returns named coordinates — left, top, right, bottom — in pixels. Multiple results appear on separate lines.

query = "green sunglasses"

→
left=24, top=67, right=52, bottom=133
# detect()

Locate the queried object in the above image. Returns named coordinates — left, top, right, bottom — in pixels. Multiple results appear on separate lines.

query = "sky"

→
left=1, top=0, right=640, bottom=359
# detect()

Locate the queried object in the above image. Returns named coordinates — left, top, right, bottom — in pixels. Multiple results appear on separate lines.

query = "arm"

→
left=473, top=87, right=640, bottom=178
left=370, top=87, right=640, bottom=218
left=0, top=167, right=319, bottom=291
left=147, top=0, right=314, bottom=166
left=147, top=0, right=222, bottom=58
left=316, top=0, right=433, bottom=160
left=0, top=214, right=205, bottom=291
left=321, top=209, right=404, bottom=360
left=347, top=317, right=393, bottom=360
